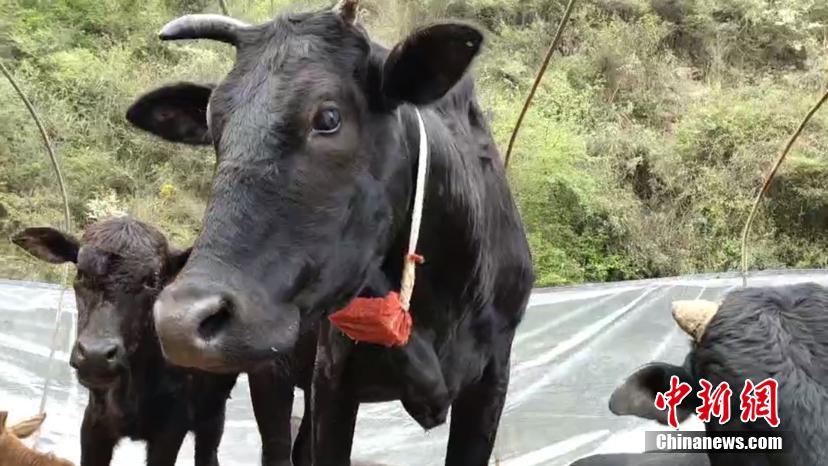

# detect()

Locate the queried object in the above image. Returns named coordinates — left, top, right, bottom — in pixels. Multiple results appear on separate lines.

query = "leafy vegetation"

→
left=2, top=0, right=827, bottom=285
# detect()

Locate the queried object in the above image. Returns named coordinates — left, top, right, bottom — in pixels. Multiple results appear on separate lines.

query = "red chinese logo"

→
left=740, top=378, right=780, bottom=427
left=696, top=379, right=732, bottom=424
left=653, top=377, right=780, bottom=428
left=654, top=375, right=693, bottom=429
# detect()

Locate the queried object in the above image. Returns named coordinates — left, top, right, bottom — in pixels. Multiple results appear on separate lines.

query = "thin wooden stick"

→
left=0, top=62, right=71, bottom=232
left=503, top=0, right=578, bottom=168
left=740, top=87, right=828, bottom=286
left=1, top=60, right=73, bottom=447
left=218, top=0, right=230, bottom=16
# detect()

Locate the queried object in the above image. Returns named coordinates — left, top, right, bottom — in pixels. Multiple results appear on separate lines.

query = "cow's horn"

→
left=333, top=0, right=359, bottom=24
left=159, top=14, right=250, bottom=46
left=672, top=300, right=720, bottom=342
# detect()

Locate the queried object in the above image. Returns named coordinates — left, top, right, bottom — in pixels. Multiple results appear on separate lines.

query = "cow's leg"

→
left=191, top=375, right=236, bottom=466
left=193, top=409, right=226, bottom=466
left=292, top=395, right=312, bottom=466
left=80, top=407, right=117, bottom=466
left=249, top=364, right=295, bottom=466
left=445, top=342, right=512, bottom=466
left=145, top=420, right=188, bottom=466
left=311, top=319, right=359, bottom=466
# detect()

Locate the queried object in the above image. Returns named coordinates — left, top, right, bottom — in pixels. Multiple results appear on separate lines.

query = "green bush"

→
left=2, top=0, right=828, bottom=285
left=768, top=155, right=828, bottom=236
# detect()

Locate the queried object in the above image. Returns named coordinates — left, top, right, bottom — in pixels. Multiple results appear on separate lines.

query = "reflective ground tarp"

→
left=2, top=270, right=827, bottom=465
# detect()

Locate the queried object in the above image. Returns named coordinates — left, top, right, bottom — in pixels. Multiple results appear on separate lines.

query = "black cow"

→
left=12, top=217, right=314, bottom=466
left=126, top=1, right=534, bottom=464
left=608, top=284, right=828, bottom=466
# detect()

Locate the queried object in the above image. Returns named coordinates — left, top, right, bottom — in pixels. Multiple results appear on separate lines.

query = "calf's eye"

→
left=312, top=105, right=341, bottom=135
left=143, top=274, right=159, bottom=290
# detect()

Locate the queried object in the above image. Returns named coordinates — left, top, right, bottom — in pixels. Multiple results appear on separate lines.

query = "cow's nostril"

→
left=104, top=346, right=119, bottom=362
left=76, top=342, right=88, bottom=358
left=74, top=339, right=123, bottom=371
left=197, top=299, right=233, bottom=341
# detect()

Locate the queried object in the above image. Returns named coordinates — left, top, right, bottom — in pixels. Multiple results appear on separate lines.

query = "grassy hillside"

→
left=2, top=0, right=827, bottom=285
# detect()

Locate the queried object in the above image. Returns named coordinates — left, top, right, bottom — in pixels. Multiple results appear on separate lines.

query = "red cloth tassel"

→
left=329, top=292, right=412, bottom=347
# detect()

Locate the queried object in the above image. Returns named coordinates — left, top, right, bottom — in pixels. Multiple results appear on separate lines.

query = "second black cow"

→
left=13, top=217, right=313, bottom=466
left=608, top=284, right=828, bottom=466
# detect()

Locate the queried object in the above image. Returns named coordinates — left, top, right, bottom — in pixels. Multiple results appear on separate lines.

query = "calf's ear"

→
left=9, top=413, right=46, bottom=439
left=126, top=82, right=214, bottom=146
left=77, top=245, right=120, bottom=278
left=381, top=23, right=484, bottom=106
left=609, top=362, right=699, bottom=425
left=164, top=247, right=193, bottom=279
left=12, top=228, right=80, bottom=264
left=0, top=411, right=7, bottom=434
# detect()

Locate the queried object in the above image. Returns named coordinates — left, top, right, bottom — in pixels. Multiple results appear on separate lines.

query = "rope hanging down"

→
left=504, top=0, right=578, bottom=168
left=739, top=87, right=828, bottom=287
left=399, top=108, right=429, bottom=311
left=1, top=60, right=73, bottom=443
left=328, top=108, right=429, bottom=346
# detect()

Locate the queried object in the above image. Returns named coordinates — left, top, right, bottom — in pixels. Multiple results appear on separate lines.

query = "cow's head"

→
left=127, top=1, right=484, bottom=371
left=13, top=218, right=190, bottom=389
left=608, top=301, right=719, bottom=425
left=609, top=290, right=800, bottom=431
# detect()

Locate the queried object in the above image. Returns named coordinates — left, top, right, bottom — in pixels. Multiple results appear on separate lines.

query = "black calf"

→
left=13, top=218, right=314, bottom=466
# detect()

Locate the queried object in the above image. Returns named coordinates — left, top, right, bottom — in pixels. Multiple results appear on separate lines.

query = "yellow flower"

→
left=159, top=183, right=177, bottom=201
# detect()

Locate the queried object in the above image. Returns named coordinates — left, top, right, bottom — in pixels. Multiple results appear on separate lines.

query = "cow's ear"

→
left=77, top=245, right=120, bottom=278
left=12, top=228, right=80, bottom=264
left=126, top=82, right=214, bottom=146
left=609, top=362, right=699, bottom=425
left=164, top=247, right=192, bottom=279
left=9, top=413, right=45, bottom=439
left=0, top=411, right=7, bottom=434
left=381, top=23, right=483, bottom=106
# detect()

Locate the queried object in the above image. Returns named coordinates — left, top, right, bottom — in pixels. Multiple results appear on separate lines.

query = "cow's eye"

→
left=312, top=105, right=341, bottom=134
left=143, top=273, right=159, bottom=291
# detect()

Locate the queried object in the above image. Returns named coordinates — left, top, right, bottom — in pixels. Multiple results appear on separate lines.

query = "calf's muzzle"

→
left=70, top=337, right=125, bottom=387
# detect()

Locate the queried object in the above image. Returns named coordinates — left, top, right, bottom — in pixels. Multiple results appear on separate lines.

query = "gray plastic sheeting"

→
left=2, top=271, right=827, bottom=465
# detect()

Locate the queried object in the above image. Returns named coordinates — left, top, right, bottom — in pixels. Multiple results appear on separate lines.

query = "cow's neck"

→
left=389, top=84, right=516, bottom=325
left=132, top=317, right=167, bottom=379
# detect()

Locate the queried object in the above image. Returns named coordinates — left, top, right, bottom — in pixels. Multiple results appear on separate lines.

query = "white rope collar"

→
left=399, top=108, right=429, bottom=311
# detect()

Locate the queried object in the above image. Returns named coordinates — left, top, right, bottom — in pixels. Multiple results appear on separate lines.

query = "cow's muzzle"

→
left=153, top=278, right=299, bottom=372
